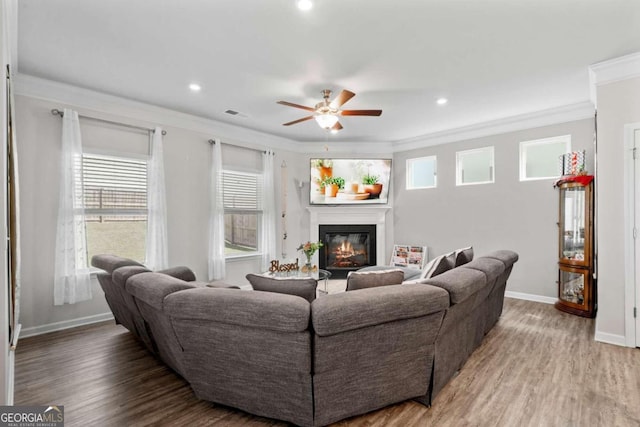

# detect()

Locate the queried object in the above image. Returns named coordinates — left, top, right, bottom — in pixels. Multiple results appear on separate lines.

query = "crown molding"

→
left=589, top=51, right=640, bottom=106
left=13, top=73, right=305, bottom=153
left=392, top=101, right=595, bottom=152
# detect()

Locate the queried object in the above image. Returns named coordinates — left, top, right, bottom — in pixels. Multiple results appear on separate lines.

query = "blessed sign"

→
left=269, top=259, right=300, bottom=273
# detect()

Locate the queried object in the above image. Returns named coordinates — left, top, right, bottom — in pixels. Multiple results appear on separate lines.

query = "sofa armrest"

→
left=165, top=288, right=310, bottom=333
left=312, top=284, right=449, bottom=337
left=157, top=266, right=196, bottom=282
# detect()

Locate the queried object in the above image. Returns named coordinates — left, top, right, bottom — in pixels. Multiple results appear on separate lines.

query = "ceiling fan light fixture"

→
left=314, top=113, right=339, bottom=129
left=296, top=0, right=313, bottom=11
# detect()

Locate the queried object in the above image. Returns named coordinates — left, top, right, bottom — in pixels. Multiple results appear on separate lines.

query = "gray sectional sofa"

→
left=92, top=250, right=518, bottom=426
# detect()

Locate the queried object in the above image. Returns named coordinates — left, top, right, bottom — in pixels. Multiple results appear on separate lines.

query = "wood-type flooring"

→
left=14, top=298, right=640, bottom=426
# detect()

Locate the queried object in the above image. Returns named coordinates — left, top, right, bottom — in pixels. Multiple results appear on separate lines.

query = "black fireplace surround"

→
left=319, top=224, right=376, bottom=278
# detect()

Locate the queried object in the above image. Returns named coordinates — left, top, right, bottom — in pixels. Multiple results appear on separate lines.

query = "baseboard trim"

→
left=504, top=291, right=556, bottom=305
left=20, top=312, right=115, bottom=338
left=594, top=331, right=628, bottom=347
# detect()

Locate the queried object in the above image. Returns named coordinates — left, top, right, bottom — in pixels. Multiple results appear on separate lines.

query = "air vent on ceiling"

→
left=224, top=109, right=249, bottom=118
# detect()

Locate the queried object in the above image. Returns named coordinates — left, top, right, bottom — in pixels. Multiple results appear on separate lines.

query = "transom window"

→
left=456, top=146, right=495, bottom=186
left=406, top=156, right=437, bottom=189
left=519, top=135, right=571, bottom=181
left=222, top=170, right=262, bottom=257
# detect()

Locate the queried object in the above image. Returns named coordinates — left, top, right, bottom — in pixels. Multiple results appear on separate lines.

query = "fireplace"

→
left=319, top=224, right=376, bottom=278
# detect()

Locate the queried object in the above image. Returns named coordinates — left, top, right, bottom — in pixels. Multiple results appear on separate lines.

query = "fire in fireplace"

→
left=319, top=224, right=376, bottom=278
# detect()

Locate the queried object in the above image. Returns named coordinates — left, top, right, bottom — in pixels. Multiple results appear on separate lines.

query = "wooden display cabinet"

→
left=555, top=178, right=596, bottom=317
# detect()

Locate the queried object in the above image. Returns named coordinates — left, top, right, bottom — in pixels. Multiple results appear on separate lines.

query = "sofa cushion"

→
left=165, top=287, right=310, bottom=333
left=345, top=269, right=404, bottom=291
left=112, top=265, right=151, bottom=289
left=454, top=246, right=474, bottom=267
left=157, top=266, right=197, bottom=282
left=483, top=250, right=519, bottom=268
left=312, top=284, right=450, bottom=336
left=357, top=265, right=422, bottom=281
left=246, top=273, right=317, bottom=303
left=422, top=267, right=487, bottom=305
left=206, top=280, right=241, bottom=289
left=91, top=254, right=144, bottom=273
left=126, top=272, right=201, bottom=311
left=461, top=257, right=505, bottom=284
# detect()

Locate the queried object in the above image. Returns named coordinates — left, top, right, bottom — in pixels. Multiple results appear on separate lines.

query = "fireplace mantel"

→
left=307, top=206, right=390, bottom=266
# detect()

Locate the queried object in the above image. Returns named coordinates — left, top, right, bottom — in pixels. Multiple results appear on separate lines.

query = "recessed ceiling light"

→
left=437, top=98, right=448, bottom=105
left=189, top=83, right=201, bottom=92
left=297, top=0, right=313, bottom=11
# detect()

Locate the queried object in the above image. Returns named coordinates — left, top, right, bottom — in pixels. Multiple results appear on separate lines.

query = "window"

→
left=519, top=135, right=571, bottom=181
left=222, top=170, right=262, bottom=257
left=406, top=156, right=437, bottom=189
left=81, top=153, right=148, bottom=264
left=456, top=146, right=495, bottom=186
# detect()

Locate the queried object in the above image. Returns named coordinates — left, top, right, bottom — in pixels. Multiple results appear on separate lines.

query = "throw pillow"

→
left=419, top=252, right=454, bottom=280
left=345, top=269, right=404, bottom=291
left=454, top=246, right=474, bottom=267
left=246, top=273, right=317, bottom=303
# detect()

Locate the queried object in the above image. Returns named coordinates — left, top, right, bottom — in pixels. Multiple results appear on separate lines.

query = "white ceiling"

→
left=16, top=0, right=640, bottom=143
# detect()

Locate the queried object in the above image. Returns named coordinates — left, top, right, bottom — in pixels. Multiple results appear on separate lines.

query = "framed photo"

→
left=390, top=245, right=427, bottom=270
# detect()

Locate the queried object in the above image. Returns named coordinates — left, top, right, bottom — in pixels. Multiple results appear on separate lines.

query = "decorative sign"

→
left=269, top=259, right=300, bottom=273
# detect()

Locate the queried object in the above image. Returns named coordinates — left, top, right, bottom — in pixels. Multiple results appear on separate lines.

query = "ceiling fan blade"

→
left=277, top=101, right=316, bottom=112
left=282, top=116, right=314, bottom=126
left=340, top=109, right=383, bottom=116
left=329, top=90, right=356, bottom=109
left=331, top=122, right=343, bottom=131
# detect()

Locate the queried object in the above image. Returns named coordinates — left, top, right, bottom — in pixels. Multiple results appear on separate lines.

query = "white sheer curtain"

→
left=260, top=150, right=277, bottom=271
left=208, top=139, right=226, bottom=280
left=53, top=109, right=92, bottom=305
left=145, top=127, right=169, bottom=270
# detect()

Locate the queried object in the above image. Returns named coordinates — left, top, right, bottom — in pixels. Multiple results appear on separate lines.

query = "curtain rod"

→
left=208, top=139, right=274, bottom=155
left=51, top=109, right=167, bottom=136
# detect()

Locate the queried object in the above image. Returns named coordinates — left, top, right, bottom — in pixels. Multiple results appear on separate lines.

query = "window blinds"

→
left=222, top=171, right=262, bottom=211
left=81, top=154, right=147, bottom=214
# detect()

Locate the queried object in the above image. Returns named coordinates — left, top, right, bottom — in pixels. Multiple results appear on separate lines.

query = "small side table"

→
left=316, top=269, right=332, bottom=296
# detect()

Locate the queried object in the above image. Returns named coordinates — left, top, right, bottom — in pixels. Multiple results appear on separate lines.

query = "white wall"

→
left=15, top=94, right=307, bottom=331
left=595, top=76, right=640, bottom=343
left=393, top=119, right=595, bottom=299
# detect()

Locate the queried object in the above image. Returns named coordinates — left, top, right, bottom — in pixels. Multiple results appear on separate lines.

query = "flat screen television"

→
left=310, top=158, right=392, bottom=205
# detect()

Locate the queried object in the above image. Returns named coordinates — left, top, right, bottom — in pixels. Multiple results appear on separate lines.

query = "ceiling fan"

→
left=277, top=89, right=382, bottom=132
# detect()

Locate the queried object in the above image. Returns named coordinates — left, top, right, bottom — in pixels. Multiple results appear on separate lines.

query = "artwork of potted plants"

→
left=361, top=174, right=383, bottom=198
left=323, top=176, right=345, bottom=198
left=313, top=159, right=333, bottom=194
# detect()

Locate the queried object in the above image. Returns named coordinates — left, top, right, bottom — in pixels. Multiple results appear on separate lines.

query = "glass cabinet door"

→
left=559, top=185, right=587, bottom=265
left=558, top=268, right=587, bottom=307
